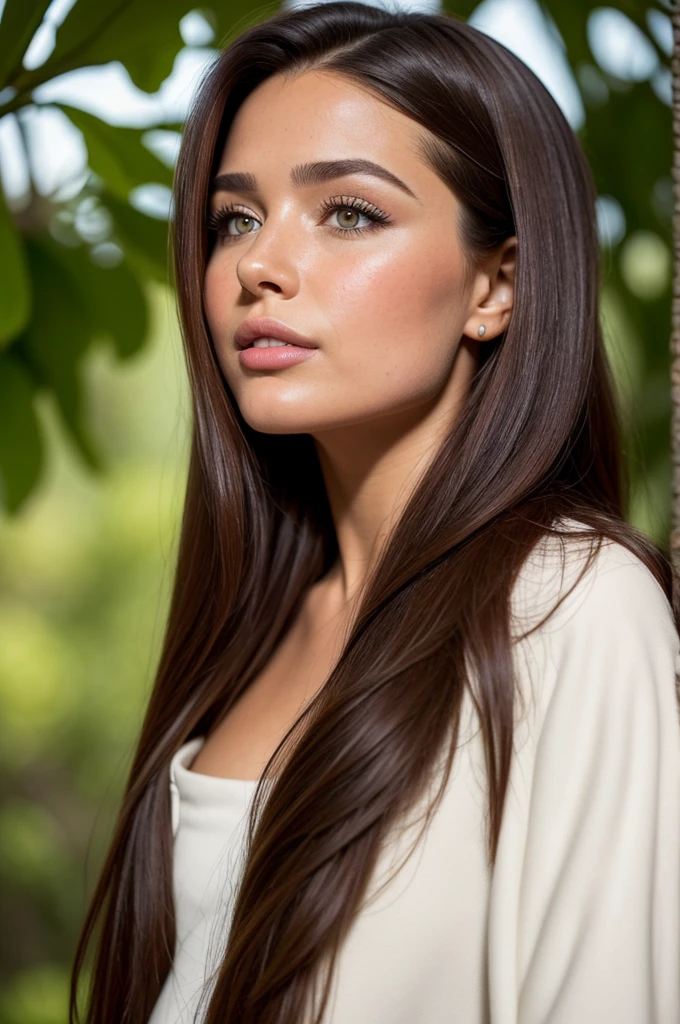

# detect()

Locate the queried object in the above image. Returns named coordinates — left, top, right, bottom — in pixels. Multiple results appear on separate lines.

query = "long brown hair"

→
left=70, top=3, right=679, bottom=1022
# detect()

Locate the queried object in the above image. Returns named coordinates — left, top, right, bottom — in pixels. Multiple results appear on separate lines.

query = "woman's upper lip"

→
left=234, top=317, right=319, bottom=349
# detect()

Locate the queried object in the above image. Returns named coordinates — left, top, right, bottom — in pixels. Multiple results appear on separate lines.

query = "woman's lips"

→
left=238, top=344, right=318, bottom=370
left=234, top=316, right=319, bottom=349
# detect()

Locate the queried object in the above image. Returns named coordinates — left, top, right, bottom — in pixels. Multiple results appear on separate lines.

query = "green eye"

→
left=206, top=196, right=391, bottom=242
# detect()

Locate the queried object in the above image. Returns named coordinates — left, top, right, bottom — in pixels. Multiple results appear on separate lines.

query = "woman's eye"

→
left=205, top=207, right=259, bottom=240
left=226, top=212, right=259, bottom=238
left=319, top=196, right=391, bottom=234
left=207, top=198, right=390, bottom=242
left=325, top=206, right=374, bottom=232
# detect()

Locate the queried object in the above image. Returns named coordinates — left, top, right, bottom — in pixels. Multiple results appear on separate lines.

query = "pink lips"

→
left=234, top=317, right=319, bottom=349
left=239, top=345, right=318, bottom=370
left=234, top=316, right=319, bottom=371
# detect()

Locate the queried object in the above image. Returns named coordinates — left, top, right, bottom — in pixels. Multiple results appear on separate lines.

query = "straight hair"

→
left=70, top=3, right=679, bottom=1022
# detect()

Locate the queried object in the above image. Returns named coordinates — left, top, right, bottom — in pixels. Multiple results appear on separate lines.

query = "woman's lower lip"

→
left=238, top=344, right=318, bottom=369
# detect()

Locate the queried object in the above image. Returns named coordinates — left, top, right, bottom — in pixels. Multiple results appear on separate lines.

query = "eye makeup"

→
left=206, top=194, right=392, bottom=242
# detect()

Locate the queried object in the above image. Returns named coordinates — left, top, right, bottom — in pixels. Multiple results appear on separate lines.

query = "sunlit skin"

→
left=204, top=69, right=516, bottom=621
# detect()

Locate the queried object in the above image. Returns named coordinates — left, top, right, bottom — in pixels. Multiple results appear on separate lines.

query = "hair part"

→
left=70, top=4, right=678, bottom=1023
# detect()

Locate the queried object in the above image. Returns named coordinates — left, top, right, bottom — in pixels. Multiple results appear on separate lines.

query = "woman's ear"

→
left=462, top=235, right=517, bottom=341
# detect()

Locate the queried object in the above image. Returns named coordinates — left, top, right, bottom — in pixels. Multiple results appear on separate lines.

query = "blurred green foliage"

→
left=0, top=0, right=675, bottom=1020
left=0, top=282, right=189, bottom=1020
left=0, top=0, right=262, bottom=514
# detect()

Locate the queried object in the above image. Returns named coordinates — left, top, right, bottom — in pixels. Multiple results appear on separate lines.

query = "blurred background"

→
left=0, top=0, right=673, bottom=1018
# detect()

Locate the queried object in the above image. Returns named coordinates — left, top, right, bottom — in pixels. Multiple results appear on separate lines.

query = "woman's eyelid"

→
left=208, top=192, right=389, bottom=223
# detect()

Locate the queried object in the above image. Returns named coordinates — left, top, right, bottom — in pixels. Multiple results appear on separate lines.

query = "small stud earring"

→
left=477, top=324, right=486, bottom=337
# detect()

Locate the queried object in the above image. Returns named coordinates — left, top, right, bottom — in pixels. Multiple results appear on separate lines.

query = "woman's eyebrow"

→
left=209, top=158, right=420, bottom=201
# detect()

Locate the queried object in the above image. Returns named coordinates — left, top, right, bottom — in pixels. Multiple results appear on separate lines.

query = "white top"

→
left=148, top=527, right=680, bottom=1024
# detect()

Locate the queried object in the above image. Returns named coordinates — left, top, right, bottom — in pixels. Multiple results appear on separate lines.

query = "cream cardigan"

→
left=148, top=526, right=680, bottom=1023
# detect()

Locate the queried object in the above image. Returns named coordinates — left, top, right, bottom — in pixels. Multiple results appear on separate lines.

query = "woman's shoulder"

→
left=510, top=515, right=676, bottom=645
left=494, top=521, right=680, bottom=1024
left=508, top=515, right=679, bottom=733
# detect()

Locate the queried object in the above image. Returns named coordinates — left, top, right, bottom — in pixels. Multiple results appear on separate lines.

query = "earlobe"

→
left=463, top=236, right=517, bottom=342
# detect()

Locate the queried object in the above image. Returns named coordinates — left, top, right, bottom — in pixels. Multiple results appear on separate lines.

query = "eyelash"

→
left=206, top=195, right=391, bottom=242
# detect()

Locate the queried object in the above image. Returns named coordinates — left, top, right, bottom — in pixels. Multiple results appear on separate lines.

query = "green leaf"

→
left=124, top=37, right=184, bottom=96
left=58, top=104, right=174, bottom=202
left=8, top=0, right=268, bottom=96
left=45, top=237, right=150, bottom=360
left=0, top=0, right=52, bottom=89
left=13, top=238, right=103, bottom=473
left=0, top=353, right=44, bottom=513
left=0, top=186, right=31, bottom=350
left=12, top=0, right=191, bottom=94
left=104, top=190, right=170, bottom=283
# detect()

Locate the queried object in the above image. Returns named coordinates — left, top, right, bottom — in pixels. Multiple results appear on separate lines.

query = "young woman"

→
left=70, top=3, right=680, bottom=1022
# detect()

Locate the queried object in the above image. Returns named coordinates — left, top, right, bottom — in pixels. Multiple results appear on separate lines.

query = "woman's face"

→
left=204, top=69, right=509, bottom=438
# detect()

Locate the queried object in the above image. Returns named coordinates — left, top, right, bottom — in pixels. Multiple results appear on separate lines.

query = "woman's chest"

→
left=192, top=594, right=353, bottom=781
left=154, top=719, right=494, bottom=1024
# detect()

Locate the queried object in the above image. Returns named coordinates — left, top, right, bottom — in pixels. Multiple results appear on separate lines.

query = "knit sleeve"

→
left=508, top=542, right=680, bottom=1024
